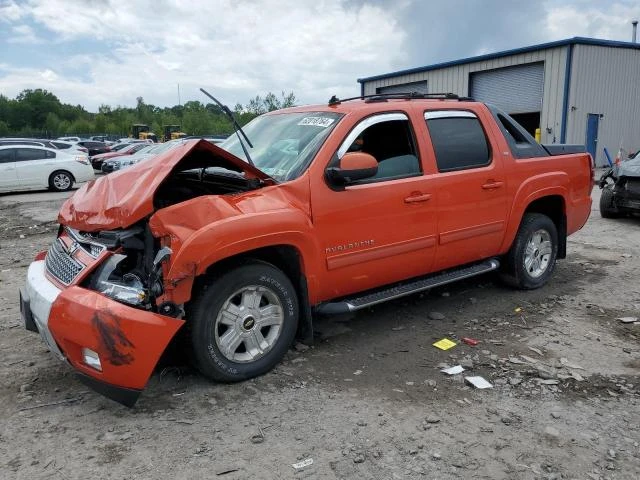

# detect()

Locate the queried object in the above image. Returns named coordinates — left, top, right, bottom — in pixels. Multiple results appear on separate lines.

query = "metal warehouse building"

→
left=358, top=37, right=640, bottom=166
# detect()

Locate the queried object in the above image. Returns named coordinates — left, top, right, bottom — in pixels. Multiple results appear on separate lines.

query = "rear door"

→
left=423, top=109, right=508, bottom=270
left=0, top=148, right=18, bottom=191
left=15, top=148, right=55, bottom=188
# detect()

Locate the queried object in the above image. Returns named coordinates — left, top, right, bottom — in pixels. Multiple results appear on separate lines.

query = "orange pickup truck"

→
left=20, top=93, right=593, bottom=406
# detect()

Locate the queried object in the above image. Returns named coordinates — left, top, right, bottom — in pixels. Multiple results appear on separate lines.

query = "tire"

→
left=187, top=262, right=299, bottom=382
left=48, top=170, right=74, bottom=192
left=500, top=213, right=558, bottom=290
left=599, top=186, right=620, bottom=218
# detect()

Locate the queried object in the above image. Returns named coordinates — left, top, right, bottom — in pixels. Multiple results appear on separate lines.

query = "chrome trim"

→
left=65, top=227, right=106, bottom=258
left=337, top=113, right=409, bottom=159
left=345, top=259, right=500, bottom=311
left=424, top=110, right=477, bottom=120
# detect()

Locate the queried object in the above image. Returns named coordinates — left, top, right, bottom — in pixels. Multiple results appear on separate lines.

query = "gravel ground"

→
left=0, top=185, right=638, bottom=480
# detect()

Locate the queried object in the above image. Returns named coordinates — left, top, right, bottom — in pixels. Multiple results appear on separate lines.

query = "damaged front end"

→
left=22, top=139, right=274, bottom=406
left=599, top=157, right=640, bottom=216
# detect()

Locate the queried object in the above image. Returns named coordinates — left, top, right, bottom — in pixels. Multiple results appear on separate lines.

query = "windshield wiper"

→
left=199, top=88, right=255, bottom=166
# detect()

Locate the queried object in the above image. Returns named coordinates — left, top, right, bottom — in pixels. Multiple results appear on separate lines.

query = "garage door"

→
left=377, top=80, right=428, bottom=95
left=469, top=63, right=544, bottom=113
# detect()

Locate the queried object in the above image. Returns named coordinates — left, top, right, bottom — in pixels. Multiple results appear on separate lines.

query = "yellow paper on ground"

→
left=433, top=338, right=457, bottom=350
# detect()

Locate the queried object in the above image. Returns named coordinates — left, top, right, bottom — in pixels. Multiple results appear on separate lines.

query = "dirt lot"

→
left=0, top=186, right=639, bottom=480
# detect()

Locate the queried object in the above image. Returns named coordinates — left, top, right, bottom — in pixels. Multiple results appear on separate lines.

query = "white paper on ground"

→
left=465, top=376, right=493, bottom=389
left=618, top=316, right=638, bottom=323
left=292, top=458, right=314, bottom=469
left=441, top=365, right=465, bottom=375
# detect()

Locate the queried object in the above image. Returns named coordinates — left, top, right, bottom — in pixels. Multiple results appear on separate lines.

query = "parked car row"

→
left=0, top=134, right=230, bottom=193
left=0, top=145, right=95, bottom=193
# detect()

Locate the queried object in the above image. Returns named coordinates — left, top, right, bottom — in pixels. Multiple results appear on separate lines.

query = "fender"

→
left=150, top=199, right=322, bottom=305
left=499, top=172, right=569, bottom=254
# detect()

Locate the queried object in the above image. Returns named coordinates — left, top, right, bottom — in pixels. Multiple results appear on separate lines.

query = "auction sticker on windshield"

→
left=298, top=117, right=335, bottom=127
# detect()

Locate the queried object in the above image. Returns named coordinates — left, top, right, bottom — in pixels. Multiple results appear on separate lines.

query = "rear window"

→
left=425, top=111, right=490, bottom=172
left=52, top=142, right=71, bottom=149
left=16, top=148, right=47, bottom=161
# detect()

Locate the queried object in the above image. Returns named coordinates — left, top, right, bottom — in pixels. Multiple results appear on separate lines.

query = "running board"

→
left=315, top=259, right=500, bottom=315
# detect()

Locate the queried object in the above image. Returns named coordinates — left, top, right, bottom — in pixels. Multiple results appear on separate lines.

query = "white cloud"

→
left=544, top=3, right=640, bottom=42
left=0, top=0, right=408, bottom=110
left=8, top=24, right=42, bottom=43
left=0, top=0, right=25, bottom=22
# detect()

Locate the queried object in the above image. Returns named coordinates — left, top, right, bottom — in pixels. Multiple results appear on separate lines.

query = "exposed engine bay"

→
left=598, top=156, right=640, bottom=216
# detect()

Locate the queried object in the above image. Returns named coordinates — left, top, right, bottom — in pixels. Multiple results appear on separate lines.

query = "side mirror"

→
left=326, top=152, right=378, bottom=185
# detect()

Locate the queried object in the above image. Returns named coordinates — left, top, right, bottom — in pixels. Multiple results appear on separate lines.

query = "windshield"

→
left=219, top=111, right=343, bottom=181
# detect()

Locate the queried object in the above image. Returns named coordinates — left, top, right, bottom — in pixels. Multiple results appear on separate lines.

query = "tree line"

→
left=0, top=89, right=297, bottom=138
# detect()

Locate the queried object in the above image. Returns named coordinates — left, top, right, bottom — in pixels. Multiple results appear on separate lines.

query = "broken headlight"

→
left=91, top=254, right=147, bottom=307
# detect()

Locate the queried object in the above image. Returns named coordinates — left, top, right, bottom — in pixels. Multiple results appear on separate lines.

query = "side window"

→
left=52, top=142, right=71, bottom=149
left=46, top=150, right=56, bottom=159
left=336, top=113, right=421, bottom=183
left=15, top=148, right=46, bottom=162
left=0, top=149, right=15, bottom=163
left=425, top=111, right=490, bottom=172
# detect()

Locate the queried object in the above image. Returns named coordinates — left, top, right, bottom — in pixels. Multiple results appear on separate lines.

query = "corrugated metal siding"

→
left=470, top=63, right=544, bottom=113
left=362, top=47, right=567, bottom=144
left=566, top=45, right=640, bottom=166
left=377, top=80, right=428, bottom=94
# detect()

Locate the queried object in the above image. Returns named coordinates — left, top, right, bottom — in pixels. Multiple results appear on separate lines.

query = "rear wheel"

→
left=599, top=186, right=620, bottom=218
left=48, top=170, right=73, bottom=191
left=501, top=213, right=558, bottom=290
left=188, top=262, right=299, bottom=382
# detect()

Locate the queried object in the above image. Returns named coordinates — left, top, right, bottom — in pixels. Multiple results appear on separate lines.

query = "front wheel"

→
left=188, top=262, right=299, bottom=382
left=599, top=186, right=621, bottom=218
left=500, top=213, right=558, bottom=290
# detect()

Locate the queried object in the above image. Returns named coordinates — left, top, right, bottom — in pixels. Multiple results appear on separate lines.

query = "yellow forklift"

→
left=163, top=125, right=187, bottom=142
left=131, top=124, right=158, bottom=142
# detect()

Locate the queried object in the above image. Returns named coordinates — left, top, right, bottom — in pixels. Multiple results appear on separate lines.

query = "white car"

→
left=0, top=145, right=95, bottom=193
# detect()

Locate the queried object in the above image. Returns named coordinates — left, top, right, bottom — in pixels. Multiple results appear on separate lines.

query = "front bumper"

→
left=22, top=260, right=184, bottom=406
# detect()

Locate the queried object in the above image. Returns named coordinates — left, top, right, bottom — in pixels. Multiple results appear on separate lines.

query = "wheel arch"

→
left=191, top=244, right=314, bottom=344
left=501, top=187, right=568, bottom=259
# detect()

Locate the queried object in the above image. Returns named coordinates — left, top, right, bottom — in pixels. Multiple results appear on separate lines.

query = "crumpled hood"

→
left=617, top=156, right=640, bottom=178
left=59, top=139, right=274, bottom=231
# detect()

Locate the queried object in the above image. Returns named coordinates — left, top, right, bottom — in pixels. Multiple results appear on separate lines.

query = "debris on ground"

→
left=292, top=458, right=313, bottom=470
left=617, top=316, right=638, bottom=323
left=462, top=337, right=479, bottom=346
left=441, top=365, right=464, bottom=375
left=433, top=338, right=456, bottom=350
left=465, top=376, right=493, bottom=389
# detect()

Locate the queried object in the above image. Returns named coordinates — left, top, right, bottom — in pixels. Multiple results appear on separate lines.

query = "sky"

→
left=0, top=0, right=639, bottom=112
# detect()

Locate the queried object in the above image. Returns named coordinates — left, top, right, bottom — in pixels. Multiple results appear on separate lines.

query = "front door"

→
left=585, top=114, right=600, bottom=162
left=423, top=109, right=508, bottom=271
left=311, top=112, right=438, bottom=301
left=15, top=147, right=54, bottom=188
left=0, top=148, right=18, bottom=192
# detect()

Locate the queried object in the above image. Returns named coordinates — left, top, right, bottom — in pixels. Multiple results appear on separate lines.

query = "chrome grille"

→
left=65, top=228, right=105, bottom=258
left=45, top=239, right=84, bottom=285
left=89, top=244, right=104, bottom=257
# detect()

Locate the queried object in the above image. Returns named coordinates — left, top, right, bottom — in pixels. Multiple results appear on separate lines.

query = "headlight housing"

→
left=91, top=254, right=147, bottom=307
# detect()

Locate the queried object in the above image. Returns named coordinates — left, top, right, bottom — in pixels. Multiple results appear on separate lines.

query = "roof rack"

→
left=328, top=92, right=475, bottom=106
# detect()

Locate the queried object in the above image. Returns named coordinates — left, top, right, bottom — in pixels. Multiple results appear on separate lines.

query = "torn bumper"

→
left=22, top=260, right=184, bottom=407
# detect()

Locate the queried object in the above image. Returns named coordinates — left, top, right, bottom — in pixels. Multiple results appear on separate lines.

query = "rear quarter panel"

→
left=498, top=153, right=592, bottom=254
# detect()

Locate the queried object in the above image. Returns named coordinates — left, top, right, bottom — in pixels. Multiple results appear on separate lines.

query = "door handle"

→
left=404, top=193, right=432, bottom=203
left=481, top=181, right=504, bottom=190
